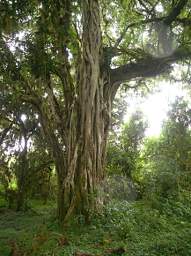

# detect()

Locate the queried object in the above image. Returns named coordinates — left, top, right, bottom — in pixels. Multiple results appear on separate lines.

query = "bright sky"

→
left=125, top=81, right=189, bottom=137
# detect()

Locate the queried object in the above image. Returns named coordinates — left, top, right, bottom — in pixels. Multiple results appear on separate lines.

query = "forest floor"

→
left=0, top=199, right=191, bottom=256
left=0, top=201, right=126, bottom=256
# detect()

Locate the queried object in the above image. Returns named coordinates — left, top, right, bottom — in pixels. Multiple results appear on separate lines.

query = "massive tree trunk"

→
left=55, top=0, right=111, bottom=223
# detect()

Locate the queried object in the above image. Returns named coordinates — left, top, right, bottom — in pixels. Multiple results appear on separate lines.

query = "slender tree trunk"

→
left=16, top=145, right=28, bottom=211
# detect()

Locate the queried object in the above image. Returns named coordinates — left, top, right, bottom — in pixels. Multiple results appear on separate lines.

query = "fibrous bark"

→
left=55, top=0, right=111, bottom=223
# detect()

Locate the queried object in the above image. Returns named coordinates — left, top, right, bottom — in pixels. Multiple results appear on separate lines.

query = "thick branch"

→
left=176, top=18, right=191, bottom=26
left=110, top=47, right=191, bottom=85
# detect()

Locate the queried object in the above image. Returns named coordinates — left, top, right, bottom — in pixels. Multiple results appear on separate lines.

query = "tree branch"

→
left=114, top=17, right=164, bottom=48
left=176, top=18, right=191, bottom=26
left=110, top=47, right=191, bottom=85
left=114, top=0, right=188, bottom=48
left=164, top=0, right=188, bottom=25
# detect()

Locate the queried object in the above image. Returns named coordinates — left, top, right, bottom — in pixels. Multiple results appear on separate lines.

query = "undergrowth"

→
left=0, top=197, right=191, bottom=256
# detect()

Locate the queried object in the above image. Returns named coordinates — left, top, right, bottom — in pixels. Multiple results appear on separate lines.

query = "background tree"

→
left=107, top=110, right=148, bottom=178
left=141, top=97, right=191, bottom=200
left=0, top=88, right=53, bottom=210
left=106, top=110, right=147, bottom=201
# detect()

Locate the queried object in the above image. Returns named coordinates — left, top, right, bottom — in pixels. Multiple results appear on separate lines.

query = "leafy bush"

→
left=98, top=199, right=191, bottom=256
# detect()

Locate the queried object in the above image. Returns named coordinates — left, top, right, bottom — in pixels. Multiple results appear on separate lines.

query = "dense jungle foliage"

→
left=0, top=0, right=191, bottom=255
